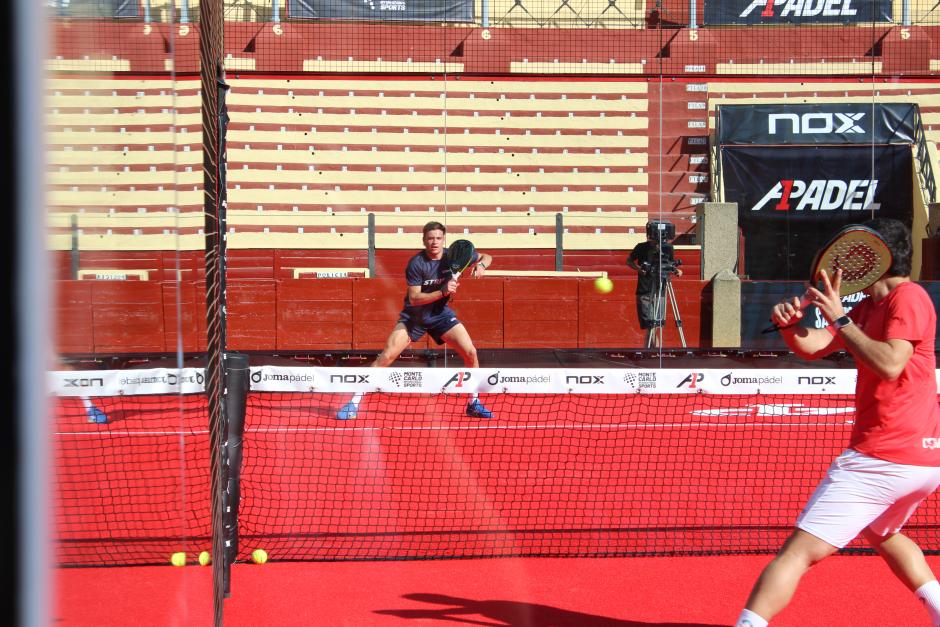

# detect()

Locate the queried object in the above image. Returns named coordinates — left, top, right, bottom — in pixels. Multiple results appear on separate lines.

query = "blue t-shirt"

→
left=402, top=248, right=478, bottom=317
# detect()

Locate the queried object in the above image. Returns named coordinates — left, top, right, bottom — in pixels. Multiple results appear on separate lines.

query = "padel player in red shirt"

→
left=736, top=218, right=940, bottom=627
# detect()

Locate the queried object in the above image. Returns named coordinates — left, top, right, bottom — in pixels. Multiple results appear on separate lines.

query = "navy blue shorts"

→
left=398, top=307, right=461, bottom=345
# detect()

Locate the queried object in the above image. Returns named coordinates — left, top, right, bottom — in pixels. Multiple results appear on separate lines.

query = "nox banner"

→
left=704, top=0, right=892, bottom=25
left=289, top=0, right=473, bottom=21
left=721, top=145, right=912, bottom=280
left=717, top=103, right=918, bottom=146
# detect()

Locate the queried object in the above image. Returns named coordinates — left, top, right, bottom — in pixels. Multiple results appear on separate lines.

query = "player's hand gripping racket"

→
left=761, top=225, right=892, bottom=334
left=445, top=239, right=476, bottom=280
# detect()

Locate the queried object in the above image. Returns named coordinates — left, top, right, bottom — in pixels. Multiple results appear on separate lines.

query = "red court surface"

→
left=55, top=553, right=940, bottom=626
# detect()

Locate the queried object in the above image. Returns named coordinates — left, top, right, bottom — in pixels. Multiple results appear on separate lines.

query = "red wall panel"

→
left=578, top=280, right=645, bottom=348
left=54, top=276, right=708, bottom=355
left=503, top=278, right=579, bottom=348
left=277, top=280, right=354, bottom=349
left=226, top=281, right=277, bottom=351
left=54, top=282, right=94, bottom=354
left=162, top=282, right=203, bottom=354
left=90, top=282, right=165, bottom=353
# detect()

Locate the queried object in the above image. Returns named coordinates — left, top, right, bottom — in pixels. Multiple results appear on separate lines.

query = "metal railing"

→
left=913, top=105, right=937, bottom=204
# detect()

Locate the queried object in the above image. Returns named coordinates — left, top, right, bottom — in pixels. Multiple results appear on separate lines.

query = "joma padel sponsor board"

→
left=704, top=0, right=892, bottom=25
left=717, top=103, right=918, bottom=146
left=721, top=144, right=911, bottom=280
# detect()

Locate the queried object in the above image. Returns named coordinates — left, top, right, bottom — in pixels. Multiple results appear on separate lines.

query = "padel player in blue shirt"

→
left=336, top=221, right=494, bottom=420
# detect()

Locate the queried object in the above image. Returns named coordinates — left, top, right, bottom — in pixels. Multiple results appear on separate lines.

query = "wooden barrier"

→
left=53, top=277, right=708, bottom=354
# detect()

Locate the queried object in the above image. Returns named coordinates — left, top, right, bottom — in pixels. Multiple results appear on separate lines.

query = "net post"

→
left=221, top=352, right=249, bottom=597
left=555, top=212, right=563, bottom=271
left=200, top=0, right=227, bottom=622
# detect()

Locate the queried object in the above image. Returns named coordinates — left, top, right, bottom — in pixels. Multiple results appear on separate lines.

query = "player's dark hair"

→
left=423, top=221, right=446, bottom=235
left=864, top=218, right=912, bottom=277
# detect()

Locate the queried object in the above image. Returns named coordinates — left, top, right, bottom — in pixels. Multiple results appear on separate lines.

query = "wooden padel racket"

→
left=445, top=239, right=477, bottom=280
left=762, top=225, right=893, bottom=333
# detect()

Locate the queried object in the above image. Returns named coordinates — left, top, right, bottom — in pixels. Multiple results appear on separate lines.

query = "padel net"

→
left=50, top=366, right=940, bottom=566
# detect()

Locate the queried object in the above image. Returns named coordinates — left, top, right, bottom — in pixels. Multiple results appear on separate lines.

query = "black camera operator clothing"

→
left=629, top=241, right=677, bottom=293
left=629, top=241, right=677, bottom=329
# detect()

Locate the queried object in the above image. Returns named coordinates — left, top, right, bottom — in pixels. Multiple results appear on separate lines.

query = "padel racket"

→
left=762, top=225, right=892, bottom=333
left=445, top=239, right=477, bottom=280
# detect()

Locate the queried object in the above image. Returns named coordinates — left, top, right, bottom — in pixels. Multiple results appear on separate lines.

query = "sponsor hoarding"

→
left=289, top=0, right=473, bottom=22
left=704, top=0, right=892, bottom=25
left=718, top=103, right=917, bottom=146
left=722, top=144, right=912, bottom=280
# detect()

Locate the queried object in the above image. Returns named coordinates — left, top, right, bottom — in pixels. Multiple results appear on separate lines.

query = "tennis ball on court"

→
left=170, top=552, right=187, bottom=567
left=198, top=551, right=211, bottom=566
left=251, top=549, right=268, bottom=564
left=594, top=276, right=614, bottom=294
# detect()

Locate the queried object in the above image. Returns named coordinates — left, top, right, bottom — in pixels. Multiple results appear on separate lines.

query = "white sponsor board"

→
left=48, top=367, right=937, bottom=397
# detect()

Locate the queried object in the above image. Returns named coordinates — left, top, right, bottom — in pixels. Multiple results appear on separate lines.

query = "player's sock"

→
left=734, top=609, right=768, bottom=627
left=336, top=393, right=363, bottom=420
left=915, top=580, right=940, bottom=626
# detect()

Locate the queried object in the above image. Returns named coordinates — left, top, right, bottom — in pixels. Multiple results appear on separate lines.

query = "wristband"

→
left=833, top=315, right=852, bottom=330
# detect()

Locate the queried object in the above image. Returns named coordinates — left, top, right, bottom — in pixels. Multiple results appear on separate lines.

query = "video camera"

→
left=640, top=258, right=682, bottom=278
left=641, top=220, right=681, bottom=280
left=646, top=219, right=676, bottom=242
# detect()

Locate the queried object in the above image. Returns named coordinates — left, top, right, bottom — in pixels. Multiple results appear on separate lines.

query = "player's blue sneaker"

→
left=466, top=399, right=493, bottom=419
left=86, top=406, right=108, bottom=424
left=336, top=401, right=358, bottom=421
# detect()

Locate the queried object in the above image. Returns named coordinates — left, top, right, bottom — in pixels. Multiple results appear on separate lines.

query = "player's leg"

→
left=861, top=465, right=940, bottom=626
left=438, top=322, right=492, bottom=419
left=863, top=529, right=937, bottom=590
left=372, top=323, right=414, bottom=367
left=737, top=449, right=887, bottom=626
left=337, top=323, right=413, bottom=420
left=736, top=529, right=838, bottom=626
left=439, top=322, right=478, bottom=367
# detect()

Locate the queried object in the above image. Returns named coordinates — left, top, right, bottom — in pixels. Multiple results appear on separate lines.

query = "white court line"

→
left=54, top=420, right=854, bottom=437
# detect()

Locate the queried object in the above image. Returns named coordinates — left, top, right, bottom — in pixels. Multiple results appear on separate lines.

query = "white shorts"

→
left=797, top=449, right=940, bottom=549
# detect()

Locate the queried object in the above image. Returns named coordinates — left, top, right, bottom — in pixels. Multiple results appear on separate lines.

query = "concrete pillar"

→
left=695, top=202, right=738, bottom=281
left=711, top=270, right=742, bottom=348
left=696, top=202, right=741, bottom=347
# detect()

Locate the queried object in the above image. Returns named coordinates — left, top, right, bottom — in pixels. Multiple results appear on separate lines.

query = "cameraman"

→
left=627, top=223, right=682, bottom=345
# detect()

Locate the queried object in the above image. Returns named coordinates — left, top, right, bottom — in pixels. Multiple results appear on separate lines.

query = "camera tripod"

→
left=645, top=275, right=686, bottom=349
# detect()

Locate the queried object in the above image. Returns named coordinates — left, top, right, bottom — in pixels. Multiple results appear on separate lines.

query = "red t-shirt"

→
left=827, top=281, right=940, bottom=466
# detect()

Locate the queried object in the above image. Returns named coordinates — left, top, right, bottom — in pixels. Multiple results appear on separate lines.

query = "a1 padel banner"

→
left=721, top=144, right=912, bottom=280
left=704, top=0, right=892, bottom=25
left=717, top=103, right=918, bottom=146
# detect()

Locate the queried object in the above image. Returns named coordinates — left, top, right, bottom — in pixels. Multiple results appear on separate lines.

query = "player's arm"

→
left=771, top=296, right=840, bottom=359
left=407, top=284, right=451, bottom=305
left=835, top=326, right=914, bottom=381
left=802, top=269, right=915, bottom=378
left=471, top=252, right=493, bottom=278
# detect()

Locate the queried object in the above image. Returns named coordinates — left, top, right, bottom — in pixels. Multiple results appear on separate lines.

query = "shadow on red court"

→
left=374, top=592, right=726, bottom=626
